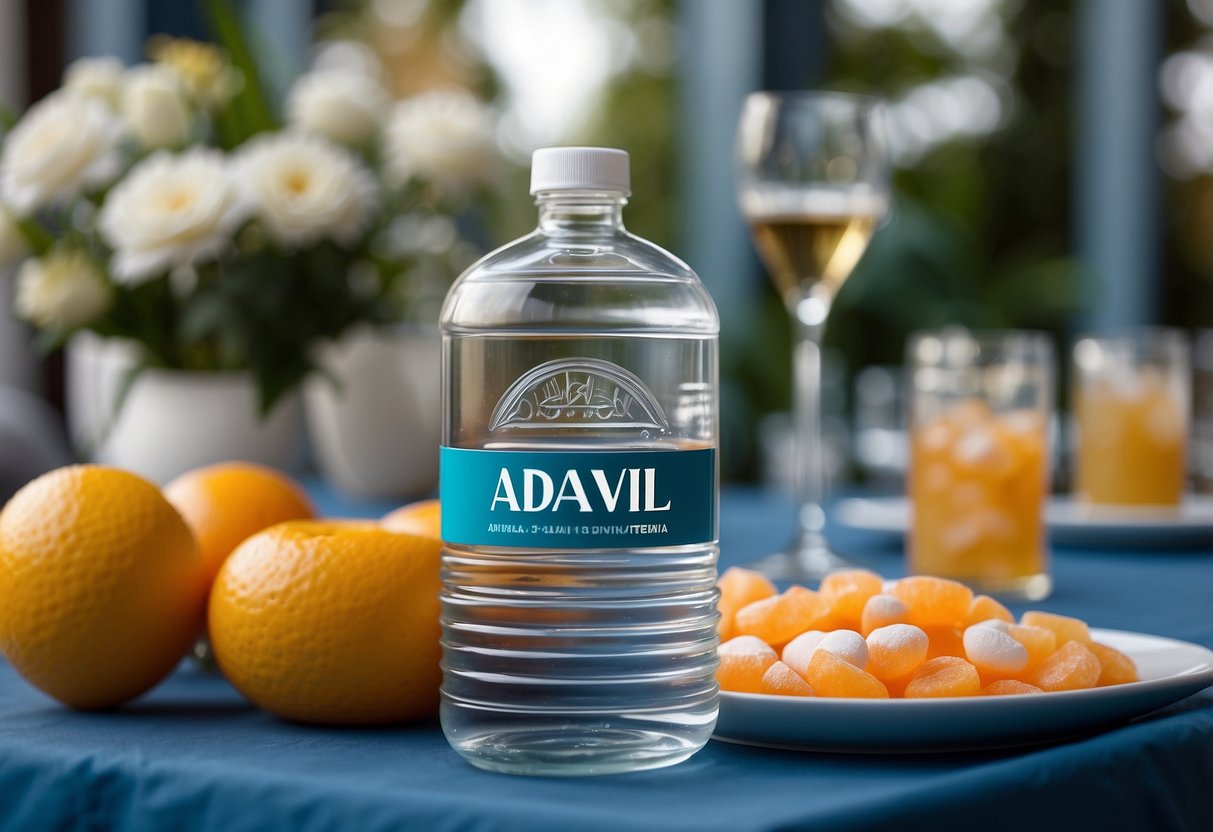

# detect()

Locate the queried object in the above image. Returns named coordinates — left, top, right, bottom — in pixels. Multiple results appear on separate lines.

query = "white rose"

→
left=15, top=249, right=112, bottom=330
left=63, top=56, right=125, bottom=106
left=0, top=207, right=29, bottom=270
left=99, top=149, right=247, bottom=284
left=0, top=91, right=125, bottom=215
left=383, top=90, right=498, bottom=193
left=122, top=65, right=192, bottom=149
left=237, top=132, right=378, bottom=249
left=286, top=69, right=388, bottom=145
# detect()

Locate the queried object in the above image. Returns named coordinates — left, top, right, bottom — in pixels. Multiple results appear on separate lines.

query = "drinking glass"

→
left=736, top=91, right=890, bottom=581
left=1071, top=329, right=1191, bottom=507
left=907, top=329, right=1054, bottom=601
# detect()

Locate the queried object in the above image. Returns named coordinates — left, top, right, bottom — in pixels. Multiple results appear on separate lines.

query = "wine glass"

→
left=736, top=91, right=890, bottom=582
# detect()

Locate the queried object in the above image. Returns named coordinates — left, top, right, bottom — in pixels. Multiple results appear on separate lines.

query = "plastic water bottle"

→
left=438, top=147, right=720, bottom=775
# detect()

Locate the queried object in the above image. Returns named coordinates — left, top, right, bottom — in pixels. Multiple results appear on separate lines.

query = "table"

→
left=0, top=487, right=1210, bottom=832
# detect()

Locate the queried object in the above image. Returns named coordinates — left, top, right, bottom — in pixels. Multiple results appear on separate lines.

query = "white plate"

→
left=713, top=628, right=1213, bottom=753
left=832, top=495, right=1213, bottom=549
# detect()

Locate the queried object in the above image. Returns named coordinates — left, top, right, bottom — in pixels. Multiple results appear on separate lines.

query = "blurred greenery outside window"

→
left=53, top=0, right=1213, bottom=480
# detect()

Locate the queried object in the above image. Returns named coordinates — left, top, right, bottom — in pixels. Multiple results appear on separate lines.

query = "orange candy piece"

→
left=904, top=656, right=981, bottom=698
left=1089, top=642, right=1139, bottom=686
left=981, top=679, right=1043, bottom=696
left=802, top=649, right=889, bottom=699
left=922, top=625, right=966, bottom=660
left=960, top=595, right=1014, bottom=629
left=716, top=567, right=777, bottom=640
left=759, top=661, right=815, bottom=696
left=860, top=593, right=908, bottom=636
left=1008, top=624, right=1057, bottom=669
left=1031, top=641, right=1101, bottom=691
left=1020, top=611, right=1092, bottom=646
left=819, top=569, right=884, bottom=627
left=893, top=576, right=974, bottom=628
left=866, top=624, right=929, bottom=682
left=716, top=636, right=777, bottom=693
left=734, top=586, right=828, bottom=645
left=907, top=659, right=980, bottom=698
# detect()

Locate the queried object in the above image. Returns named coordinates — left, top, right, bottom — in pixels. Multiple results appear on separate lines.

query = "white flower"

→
left=286, top=69, right=388, bottom=145
left=122, top=64, right=193, bottom=148
left=63, top=56, right=125, bottom=106
left=0, top=208, right=29, bottom=270
left=236, top=132, right=378, bottom=249
left=15, top=249, right=112, bottom=329
left=99, top=149, right=247, bottom=284
left=383, top=90, right=498, bottom=193
left=0, top=91, right=125, bottom=215
left=311, top=40, right=386, bottom=83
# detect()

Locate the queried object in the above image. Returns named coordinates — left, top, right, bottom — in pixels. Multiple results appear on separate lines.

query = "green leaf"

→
left=202, top=0, right=279, bottom=147
left=13, top=216, right=55, bottom=255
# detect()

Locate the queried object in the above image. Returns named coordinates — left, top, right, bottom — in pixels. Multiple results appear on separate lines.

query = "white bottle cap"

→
left=530, top=147, right=631, bottom=195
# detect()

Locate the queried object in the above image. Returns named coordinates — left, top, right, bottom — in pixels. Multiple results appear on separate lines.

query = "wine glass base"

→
left=743, top=534, right=854, bottom=585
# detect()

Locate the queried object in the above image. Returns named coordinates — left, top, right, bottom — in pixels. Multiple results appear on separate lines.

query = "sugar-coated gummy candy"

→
left=893, top=576, right=974, bottom=628
left=716, top=567, right=777, bottom=640
left=716, top=635, right=777, bottom=693
left=903, top=656, right=981, bottom=698
left=1088, top=642, right=1139, bottom=686
left=962, top=623, right=1029, bottom=676
left=819, top=569, right=884, bottom=626
left=734, top=585, right=828, bottom=646
left=960, top=595, right=1015, bottom=629
left=759, top=660, right=815, bottom=696
left=780, top=631, right=826, bottom=677
left=1030, top=641, right=1101, bottom=691
left=1008, top=624, right=1057, bottom=668
left=803, top=649, right=889, bottom=699
left=981, top=679, right=1043, bottom=696
left=866, top=624, right=929, bottom=681
left=1020, top=610, right=1092, bottom=646
left=817, top=629, right=869, bottom=669
left=860, top=593, right=908, bottom=636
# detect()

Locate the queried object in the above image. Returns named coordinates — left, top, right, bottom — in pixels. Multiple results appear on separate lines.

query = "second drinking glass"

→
left=907, top=329, right=1054, bottom=601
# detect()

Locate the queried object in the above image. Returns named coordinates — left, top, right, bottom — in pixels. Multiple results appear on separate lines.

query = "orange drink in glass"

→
left=1072, top=330, right=1190, bottom=507
left=907, top=330, right=1053, bottom=601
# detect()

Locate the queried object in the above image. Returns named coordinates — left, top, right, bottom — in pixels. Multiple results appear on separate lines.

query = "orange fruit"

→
left=0, top=465, right=208, bottom=709
left=381, top=498, right=441, bottom=540
left=208, top=520, right=442, bottom=724
left=164, top=462, right=314, bottom=583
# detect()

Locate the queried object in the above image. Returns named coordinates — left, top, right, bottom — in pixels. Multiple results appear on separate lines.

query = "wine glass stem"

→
left=790, top=289, right=832, bottom=549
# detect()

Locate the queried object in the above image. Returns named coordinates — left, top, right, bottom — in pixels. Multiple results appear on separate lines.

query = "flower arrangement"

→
left=0, top=11, right=498, bottom=412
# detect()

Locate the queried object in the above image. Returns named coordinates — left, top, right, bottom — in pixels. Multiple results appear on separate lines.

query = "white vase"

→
left=305, top=326, right=440, bottom=500
left=65, top=332, right=305, bottom=484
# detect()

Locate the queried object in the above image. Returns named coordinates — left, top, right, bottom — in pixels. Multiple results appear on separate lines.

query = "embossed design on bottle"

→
left=489, top=357, right=669, bottom=433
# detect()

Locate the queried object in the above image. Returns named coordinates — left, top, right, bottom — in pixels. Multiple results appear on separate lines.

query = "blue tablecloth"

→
left=1, top=487, right=1211, bottom=831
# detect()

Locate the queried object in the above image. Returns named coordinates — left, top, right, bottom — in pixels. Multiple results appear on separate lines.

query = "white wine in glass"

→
left=737, top=92, right=890, bottom=582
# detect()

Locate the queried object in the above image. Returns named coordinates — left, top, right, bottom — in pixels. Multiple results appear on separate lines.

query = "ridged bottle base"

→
left=442, top=706, right=715, bottom=776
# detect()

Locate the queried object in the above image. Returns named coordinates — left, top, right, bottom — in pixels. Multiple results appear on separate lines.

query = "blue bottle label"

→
left=440, top=447, right=717, bottom=549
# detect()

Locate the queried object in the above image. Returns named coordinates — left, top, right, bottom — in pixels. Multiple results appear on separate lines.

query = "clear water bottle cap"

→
left=530, top=147, right=631, bottom=195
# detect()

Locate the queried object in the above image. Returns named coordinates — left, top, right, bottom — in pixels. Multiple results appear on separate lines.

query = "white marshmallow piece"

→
left=780, top=631, right=826, bottom=676
left=817, top=630, right=869, bottom=670
left=963, top=623, right=1029, bottom=674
